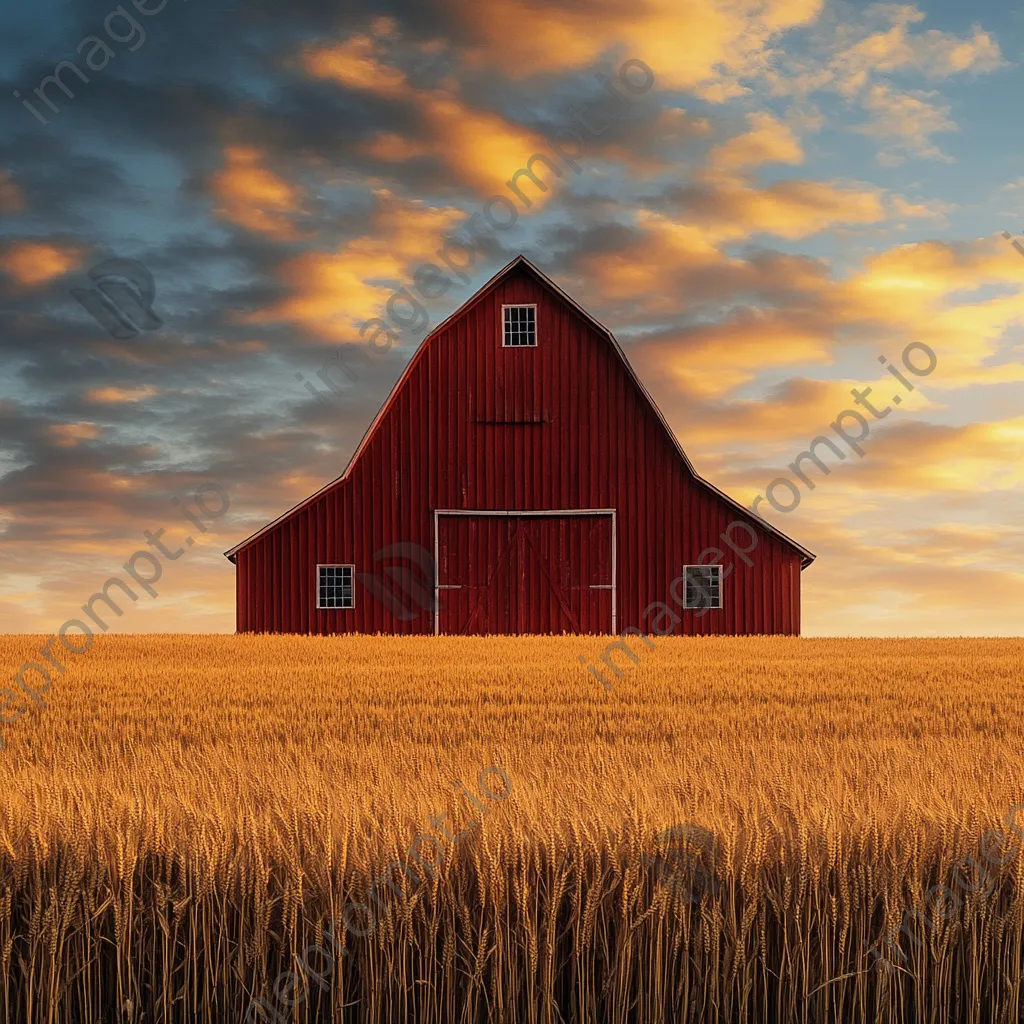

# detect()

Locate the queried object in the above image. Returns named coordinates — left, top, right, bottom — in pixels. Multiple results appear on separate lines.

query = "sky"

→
left=0, top=0, right=1022, bottom=637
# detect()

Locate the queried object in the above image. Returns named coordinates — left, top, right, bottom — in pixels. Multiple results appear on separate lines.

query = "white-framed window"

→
left=502, top=304, right=537, bottom=347
left=317, top=564, right=355, bottom=609
left=683, top=565, right=722, bottom=610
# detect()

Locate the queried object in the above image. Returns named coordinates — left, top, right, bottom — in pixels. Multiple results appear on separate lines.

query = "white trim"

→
left=681, top=564, right=722, bottom=610
left=433, top=513, right=440, bottom=636
left=432, top=508, right=616, bottom=635
left=500, top=302, right=538, bottom=347
left=315, top=563, right=356, bottom=610
left=611, top=509, right=617, bottom=633
left=434, top=508, right=616, bottom=516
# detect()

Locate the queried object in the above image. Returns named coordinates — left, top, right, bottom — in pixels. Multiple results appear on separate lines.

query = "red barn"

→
left=225, top=256, right=814, bottom=635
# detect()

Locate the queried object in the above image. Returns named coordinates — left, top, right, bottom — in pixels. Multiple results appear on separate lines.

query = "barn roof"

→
left=225, top=255, right=815, bottom=568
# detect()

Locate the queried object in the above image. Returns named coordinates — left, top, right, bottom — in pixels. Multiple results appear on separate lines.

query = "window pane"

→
left=685, top=566, right=721, bottom=609
left=504, top=306, right=536, bottom=346
left=319, top=565, right=355, bottom=608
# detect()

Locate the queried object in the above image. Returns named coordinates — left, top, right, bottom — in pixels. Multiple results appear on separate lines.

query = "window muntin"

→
left=683, top=565, right=722, bottom=610
left=502, top=304, right=537, bottom=347
left=317, top=564, right=355, bottom=609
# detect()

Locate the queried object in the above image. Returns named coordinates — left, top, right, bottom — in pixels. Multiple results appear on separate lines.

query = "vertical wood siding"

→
left=234, top=264, right=805, bottom=635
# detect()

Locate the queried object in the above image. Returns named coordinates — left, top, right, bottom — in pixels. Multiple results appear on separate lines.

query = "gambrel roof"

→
left=226, top=255, right=815, bottom=568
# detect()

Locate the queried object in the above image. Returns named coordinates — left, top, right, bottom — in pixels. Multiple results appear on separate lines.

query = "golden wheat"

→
left=0, top=634, right=1021, bottom=1023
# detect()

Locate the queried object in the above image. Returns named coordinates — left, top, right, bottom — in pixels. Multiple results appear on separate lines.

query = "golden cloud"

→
left=632, top=315, right=832, bottom=401
left=708, top=112, right=803, bottom=174
left=48, top=422, right=102, bottom=447
left=303, top=33, right=409, bottom=98
left=577, top=180, right=887, bottom=306
left=452, top=0, right=824, bottom=93
left=85, top=385, right=158, bottom=404
left=0, top=241, right=81, bottom=287
left=210, top=146, right=307, bottom=240
left=255, top=189, right=465, bottom=339
left=305, top=34, right=564, bottom=201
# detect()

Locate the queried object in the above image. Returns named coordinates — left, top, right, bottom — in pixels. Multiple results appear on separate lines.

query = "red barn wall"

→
left=234, top=264, right=804, bottom=635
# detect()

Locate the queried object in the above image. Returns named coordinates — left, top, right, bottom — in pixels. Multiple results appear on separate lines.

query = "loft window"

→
left=683, top=565, right=722, bottom=610
left=502, top=304, right=537, bottom=347
left=317, top=564, right=355, bottom=609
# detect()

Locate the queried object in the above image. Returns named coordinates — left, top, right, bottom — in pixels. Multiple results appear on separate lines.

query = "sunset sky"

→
left=1, top=0, right=1023, bottom=636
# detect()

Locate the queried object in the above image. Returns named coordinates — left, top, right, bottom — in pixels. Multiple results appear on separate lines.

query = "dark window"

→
left=503, top=305, right=536, bottom=347
left=683, top=565, right=722, bottom=610
left=317, top=564, right=355, bottom=609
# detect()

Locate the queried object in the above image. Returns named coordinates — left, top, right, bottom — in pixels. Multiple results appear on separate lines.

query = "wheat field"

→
left=0, top=634, right=1021, bottom=1023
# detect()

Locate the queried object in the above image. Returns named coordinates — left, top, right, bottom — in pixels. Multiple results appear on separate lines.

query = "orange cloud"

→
left=0, top=241, right=81, bottom=287
left=578, top=184, right=886, bottom=307
left=303, top=33, right=409, bottom=98
left=305, top=34, right=561, bottom=201
left=85, top=385, right=157, bottom=404
left=451, top=0, right=823, bottom=93
left=255, top=189, right=465, bottom=340
left=843, top=418, right=1024, bottom=495
left=48, top=422, right=102, bottom=447
left=708, top=112, right=803, bottom=174
left=632, top=315, right=831, bottom=401
left=210, top=146, right=306, bottom=240
left=829, top=235, right=1024, bottom=387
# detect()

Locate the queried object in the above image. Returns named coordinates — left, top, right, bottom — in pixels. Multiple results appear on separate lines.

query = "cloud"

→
left=856, top=84, right=956, bottom=165
left=303, top=32, right=411, bottom=99
left=766, top=4, right=1005, bottom=97
left=631, top=316, right=832, bottom=400
left=754, top=5, right=1004, bottom=163
left=451, top=0, right=824, bottom=92
left=832, top=235, right=1024, bottom=385
left=572, top=179, right=887, bottom=311
left=254, top=189, right=466, bottom=340
left=887, top=193, right=954, bottom=221
left=708, top=111, right=804, bottom=174
left=0, top=241, right=81, bottom=288
left=303, top=31, right=567, bottom=201
left=85, top=385, right=158, bottom=404
left=48, top=422, right=102, bottom=447
left=210, top=146, right=308, bottom=240
left=802, top=417, right=1024, bottom=496
left=835, top=8, right=1003, bottom=81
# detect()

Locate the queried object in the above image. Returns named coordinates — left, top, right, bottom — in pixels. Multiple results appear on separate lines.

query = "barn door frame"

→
left=432, top=508, right=617, bottom=636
